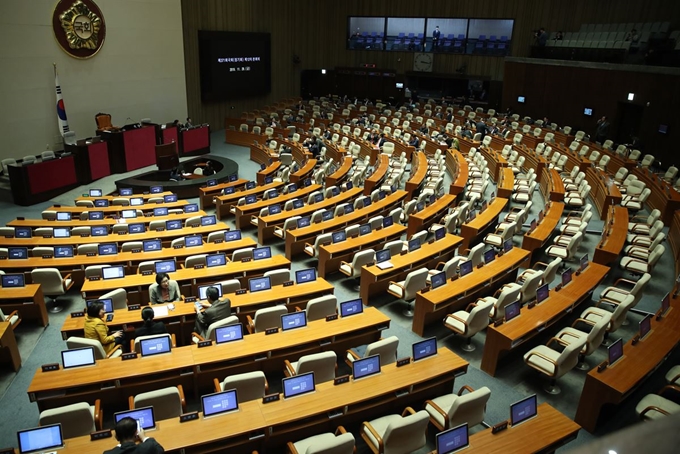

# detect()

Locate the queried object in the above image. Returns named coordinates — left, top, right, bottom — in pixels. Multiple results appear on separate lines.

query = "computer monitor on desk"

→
left=17, top=424, right=64, bottom=454
left=296, top=268, right=316, bottom=284
left=198, top=284, right=222, bottom=300
left=114, top=406, right=156, bottom=430
left=248, top=276, right=271, bottom=293
left=14, top=226, right=32, bottom=238
left=94, top=199, right=109, bottom=208
left=579, top=254, right=589, bottom=272
left=536, top=283, right=549, bottom=304
left=140, top=335, right=172, bottom=357
left=53, top=227, right=70, bottom=238
left=639, top=314, right=652, bottom=340
left=2, top=274, right=25, bottom=288
left=154, top=260, right=176, bottom=273
left=340, top=298, right=363, bottom=317
left=201, top=389, right=239, bottom=419
left=352, top=354, right=381, bottom=381
left=253, top=246, right=271, bottom=260
left=436, top=423, right=469, bottom=454
left=121, top=209, right=137, bottom=219
left=459, top=260, right=473, bottom=277
left=207, top=253, right=227, bottom=268
left=510, top=394, right=537, bottom=426
left=185, top=234, right=203, bottom=247
left=561, top=268, right=573, bottom=287
left=412, top=337, right=437, bottom=361
left=504, top=300, right=521, bottom=322
left=143, top=239, right=161, bottom=252
left=408, top=238, right=421, bottom=252
left=215, top=324, right=244, bottom=344
left=129, top=223, right=145, bottom=234
left=153, top=207, right=168, bottom=217
left=61, top=347, right=96, bottom=369
left=92, top=226, right=108, bottom=237
left=281, top=311, right=307, bottom=331
left=608, top=338, right=624, bottom=366
left=184, top=203, right=198, bottom=213
left=8, top=247, right=28, bottom=259
left=224, top=230, right=241, bottom=242
left=119, top=188, right=133, bottom=196
left=283, top=372, right=315, bottom=399
left=102, top=265, right=125, bottom=280
left=87, top=298, right=113, bottom=314
left=89, top=211, right=104, bottom=220
left=130, top=197, right=144, bottom=206
left=484, top=249, right=495, bottom=264
left=431, top=271, right=446, bottom=290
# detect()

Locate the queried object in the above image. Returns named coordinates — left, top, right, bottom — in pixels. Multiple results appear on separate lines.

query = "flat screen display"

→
left=153, top=207, right=168, bottom=216
left=484, top=249, right=495, bottom=264
left=56, top=212, right=71, bottom=221
left=293, top=199, right=304, bottom=209
left=332, top=231, right=346, bottom=243
left=155, top=260, right=176, bottom=273
left=253, top=246, right=271, bottom=260
left=536, top=283, right=549, bottom=304
left=510, top=394, right=537, bottom=426
left=225, top=230, right=242, bottom=241
left=561, top=269, right=572, bottom=286
left=608, top=338, right=624, bottom=366
left=129, top=223, right=145, bottom=234
left=184, top=203, right=199, bottom=213
left=2, top=274, right=25, bottom=288
left=408, top=238, right=421, bottom=252
left=295, top=268, right=316, bottom=284
left=639, top=314, right=652, bottom=339
left=102, top=265, right=125, bottom=279
left=579, top=254, right=589, bottom=271
left=98, top=243, right=118, bottom=255
left=322, top=210, right=333, bottom=221
left=215, top=324, right=244, bottom=344
left=505, top=301, right=521, bottom=322
left=359, top=223, right=372, bottom=235
left=143, top=240, right=162, bottom=252
left=185, top=234, right=203, bottom=247
left=140, top=335, right=172, bottom=357
left=121, top=209, right=137, bottom=219
left=86, top=298, right=114, bottom=314
left=119, top=188, right=133, bottom=196
left=207, top=179, right=218, bottom=187
left=94, top=199, right=109, bottom=207
left=268, top=190, right=279, bottom=199
left=363, top=196, right=371, bottom=207
left=201, top=215, right=217, bottom=226
left=248, top=276, right=271, bottom=293
left=282, top=372, right=315, bottom=399
left=54, top=246, right=74, bottom=258
left=198, top=284, right=223, bottom=300
left=53, top=227, right=70, bottom=238
left=340, top=298, right=363, bottom=317
left=130, top=197, right=144, bottom=206
left=114, top=406, right=156, bottom=430
left=89, top=210, right=104, bottom=220
left=661, top=293, right=670, bottom=315
left=224, top=186, right=235, bottom=195
left=436, top=424, right=469, bottom=454
left=89, top=189, right=102, bottom=197
left=281, top=311, right=307, bottom=331
left=383, top=216, right=394, bottom=228
left=344, top=205, right=354, bottom=214
left=430, top=271, right=446, bottom=289
left=352, top=354, right=381, bottom=380
left=503, top=238, right=513, bottom=252
left=91, top=226, right=107, bottom=236
left=268, top=204, right=281, bottom=215
left=584, top=108, right=593, bottom=116
left=245, top=181, right=256, bottom=190
left=166, top=220, right=182, bottom=230
left=201, top=389, right=239, bottom=418
left=264, top=176, right=273, bottom=184
left=150, top=186, right=163, bottom=194
left=459, top=260, right=473, bottom=277
left=207, top=253, right=227, bottom=267
left=517, top=96, right=525, bottom=103
left=376, top=249, right=391, bottom=263
left=17, top=424, right=64, bottom=454
left=8, top=247, right=28, bottom=259
left=198, top=30, right=271, bottom=101
left=297, top=217, right=311, bottom=229
left=15, top=227, right=32, bottom=238
left=61, top=347, right=96, bottom=369
left=435, top=227, right=446, bottom=241
left=412, top=337, right=437, bottom=361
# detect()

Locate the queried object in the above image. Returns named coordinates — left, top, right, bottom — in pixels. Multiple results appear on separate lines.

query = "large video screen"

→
left=198, top=31, right=271, bottom=101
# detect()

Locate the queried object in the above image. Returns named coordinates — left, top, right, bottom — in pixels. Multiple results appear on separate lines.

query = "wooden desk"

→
left=575, top=295, right=680, bottom=433
left=363, top=154, right=390, bottom=195
left=290, top=158, right=317, bottom=183
left=585, top=168, right=622, bottom=218
left=0, top=284, right=48, bottom=327
left=234, top=184, right=322, bottom=230
left=521, top=202, right=564, bottom=259
left=75, top=191, right=174, bottom=203
left=407, top=194, right=457, bottom=237
left=327, top=156, right=353, bottom=187
left=48, top=200, right=189, bottom=215
left=256, top=161, right=281, bottom=185
left=81, top=255, right=291, bottom=299
left=256, top=187, right=363, bottom=244
left=478, top=146, right=508, bottom=183
left=459, top=198, right=508, bottom=251
left=0, top=322, right=21, bottom=372
left=198, top=178, right=248, bottom=210
left=405, top=152, right=427, bottom=200
left=465, top=404, right=580, bottom=453
left=360, top=234, right=463, bottom=306
left=548, top=169, right=566, bottom=202
left=481, top=263, right=609, bottom=376
left=413, top=248, right=530, bottom=336
left=594, top=206, right=628, bottom=266
left=317, top=224, right=406, bottom=278
left=5, top=211, right=208, bottom=230
left=284, top=191, right=407, bottom=260
left=496, top=167, right=515, bottom=199
left=446, top=149, right=468, bottom=196
left=516, top=146, right=547, bottom=187
left=631, top=167, right=680, bottom=225
left=215, top=181, right=285, bottom=220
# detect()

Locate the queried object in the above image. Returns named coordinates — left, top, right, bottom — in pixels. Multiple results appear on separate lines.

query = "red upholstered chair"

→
left=95, top=113, right=119, bottom=132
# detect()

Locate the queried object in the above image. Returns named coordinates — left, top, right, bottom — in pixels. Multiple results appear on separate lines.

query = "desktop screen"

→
left=225, top=230, right=242, bottom=241
left=332, top=231, right=346, bottom=243
left=150, top=186, right=163, bottom=193
left=229, top=174, right=238, bottom=182
left=383, top=216, right=393, bottom=227
left=201, top=389, right=239, bottom=418
left=340, top=299, right=363, bottom=317
left=245, top=181, right=256, bottom=190
left=198, top=285, right=223, bottom=300
left=89, top=210, right=104, bottom=220
left=2, top=274, right=25, bottom=288
left=184, top=203, right=199, bottom=213
left=53, top=227, right=70, bottom=238
left=224, top=186, right=235, bottom=195
left=352, top=354, right=381, bottom=380
left=408, top=238, right=421, bottom=252
left=293, top=199, right=304, bottom=209
left=253, top=246, right=271, bottom=260
left=201, top=215, right=217, bottom=226
left=269, top=204, right=281, bottom=215
left=8, top=247, right=28, bottom=259
left=430, top=271, right=446, bottom=290
left=155, top=260, right=176, bottom=273
left=56, top=212, right=71, bottom=221
left=102, top=266, right=125, bottom=279
left=61, top=347, right=96, bottom=369
left=436, top=424, right=469, bottom=454
left=313, top=193, right=323, bottom=203
left=94, top=199, right=109, bottom=207
left=114, top=406, right=156, bottom=430
left=282, top=372, right=315, bottom=399
left=92, top=226, right=108, bottom=236
left=140, top=335, right=172, bottom=357
left=17, top=424, right=64, bottom=454
left=281, top=311, right=307, bottom=331
left=288, top=183, right=298, bottom=193
left=245, top=195, right=257, bottom=204
left=248, top=276, right=271, bottom=293
left=359, top=223, right=372, bottom=236
left=459, top=260, right=473, bottom=277
left=579, top=254, right=589, bottom=271
left=153, top=207, right=168, bottom=216
left=608, top=338, right=624, bottom=365
left=297, top=217, right=311, bottom=229
left=295, top=268, right=316, bottom=284
left=639, top=314, right=652, bottom=339
left=376, top=249, right=391, bottom=263
left=166, top=220, right=182, bottom=230
left=435, top=227, right=446, bottom=241
left=119, top=188, right=133, bottom=196
left=660, top=293, right=670, bottom=315
left=54, top=246, right=74, bottom=258
left=143, top=240, right=162, bottom=252
left=510, top=394, right=537, bottom=426
left=129, top=223, right=145, bottom=234
left=412, top=337, right=437, bottom=361
left=536, top=283, right=549, bottom=303
left=15, top=227, right=32, bottom=238
left=185, top=235, right=203, bottom=247
left=215, top=324, right=244, bottom=344
left=344, top=205, right=354, bottom=214
left=322, top=210, right=333, bottom=221
left=130, top=197, right=144, bottom=206
left=98, top=243, right=118, bottom=255
left=503, top=238, right=513, bottom=252
left=505, top=301, right=521, bottom=322
left=561, top=269, right=573, bottom=286
left=121, top=209, right=137, bottom=219
left=89, top=189, right=102, bottom=197
left=207, top=253, right=227, bottom=267
left=86, top=298, right=113, bottom=314
left=484, top=249, right=495, bottom=264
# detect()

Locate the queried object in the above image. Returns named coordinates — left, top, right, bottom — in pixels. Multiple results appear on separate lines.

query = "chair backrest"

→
left=39, top=402, right=96, bottom=439
left=306, top=295, right=337, bottom=321
left=294, top=351, right=337, bottom=383
left=520, top=270, right=544, bottom=303
left=447, top=386, right=492, bottom=428
left=219, top=279, right=242, bottom=294
left=133, top=333, right=173, bottom=354
left=220, top=371, right=268, bottom=402
left=204, top=315, right=240, bottom=340
left=467, top=243, right=484, bottom=267
left=492, top=283, right=522, bottom=320
left=101, top=288, right=128, bottom=310
left=264, top=269, right=290, bottom=286
left=350, top=249, right=376, bottom=276
left=31, top=268, right=65, bottom=295
left=132, top=386, right=183, bottom=420
left=232, top=247, right=254, bottom=261
left=365, top=336, right=399, bottom=366
left=584, top=313, right=611, bottom=355
left=382, top=410, right=430, bottom=453
left=467, top=299, right=495, bottom=335
left=402, top=268, right=429, bottom=300
left=253, top=305, right=288, bottom=332
left=608, top=295, right=636, bottom=331
left=304, top=432, right=355, bottom=454
left=66, top=336, right=107, bottom=359
left=542, top=257, right=562, bottom=285
left=555, top=336, right=587, bottom=378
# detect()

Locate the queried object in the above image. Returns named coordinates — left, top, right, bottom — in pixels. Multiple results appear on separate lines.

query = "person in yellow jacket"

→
left=84, top=301, right=123, bottom=354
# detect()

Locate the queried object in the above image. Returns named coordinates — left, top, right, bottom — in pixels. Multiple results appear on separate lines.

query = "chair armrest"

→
left=128, top=395, right=134, bottom=410
left=556, top=330, right=583, bottom=344
left=346, top=349, right=361, bottom=362
left=177, top=384, right=186, bottom=412
left=613, top=278, right=638, bottom=289
left=170, top=333, right=177, bottom=348
left=639, top=405, right=671, bottom=420
left=658, top=384, right=680, bottom=398
left=402, top=406, right=417, bottom=417
left=6, top=310, right=20, bottom=329
left=457, top=385, right=475, bottom=396
left=246, top=315, right=255, bottom=334
left=213, top=378, right=222, bottom=393
left=525, top=351, right=559, bottom=376
left=445, top=313, right=469, bottom=334
left=361, top=421, right=384, bottom=453
left=106, top=344, right=122, bottom=359
left=388, top=281, right=405, bottom=291
left=571, top=318, right=596, bottom=330
left=424, top=399, right=448, bottom=427
left=287, top=442, right=301, bottom=454
left=62, top=273, right=74, bottom=291
left=466, top=302, right=479, bottom=312
left=284, top=359, right=296, bottom=377
left=191, top=332, right=206, bottom=343
left=547, top=336, right=570, bottom=349
left=94, top=399, right=103, bottom=430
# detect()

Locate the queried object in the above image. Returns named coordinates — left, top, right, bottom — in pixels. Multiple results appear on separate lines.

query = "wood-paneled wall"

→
left=181, top=0, right=680, bottom=128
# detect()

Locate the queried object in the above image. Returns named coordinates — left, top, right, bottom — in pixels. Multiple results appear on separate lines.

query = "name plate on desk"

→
left=326, top=314, right=338, bottom=321
left=131, top=249, right=141, bottom=253
left=0, top=257, right=6, bottom=260
left=197, top=340, right=212, bottom=348
left=174, top=245, right=184, bottom=249
left=283, top=280, right=294, bottom=287
left=184, top=297, right=197, bottom=303
left=43, top=235, right=52, bottom=238
left=41, top=363, right=60, bottom=372
left=597, top=361, right=608, bottom=372
left=214, top=239, right=224, bottom=244
left=193, top=264, right=205, bottom=270
left=262, top=393, right=280, bottom=404
left=179, top=411, right=199, bottom=423
left=42, top=254, right=53, bottom=259
left=122, top=352, right=138, bottom=361
left=396, top=357, right=411, bottom=367
left=421, top=287, right=430, bottom=293
left=493, top=319, right=504, bottom=327
left=155, top=228, right=165, bottom=232
left=4, top=235, right=13, bottom=239
left=128, top=304, right=141, bottom=311
left=528, top=301, right=537, bottom=309
left=117, top=231, right=127, bottom=235
left=88, top=276, right=100, bottom=281
left=241, top=257, right=252, bottom=263
left=90, top=429, right=112, bottom=441
left=492, top=421, right=508, bottom=434
left=333, top=375, right=350, bottom=385
left=142, top=270, right=153, bottom=276
left=80, top=233, right=90, bottom=237
left=265, top=327, right=278, bottom=335
left=70, top=311, right=85, bottom=318
left=86, top=252, right=97, bottom=257
left=235, top=289, right=247, bottom=295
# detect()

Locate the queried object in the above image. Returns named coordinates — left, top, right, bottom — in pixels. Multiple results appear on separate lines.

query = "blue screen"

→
left=249, top=277, right=271, bottom=292
left=129, top=223, right=145, bottom=234
left=91, top=226, right=107, bottom=236
left=185, top=235, right=203, bottom=247
left=155, top=260, right=176, bottom=273
left=98, top=244, right=117, bottom=255
left=413, top=337, right=437, bottom=361
left=140, top=335, right=171, bottom=356
left=201, top=390, right=239, bottom=417
left=207, top=253, right=227, bottom=267
left=283, top=372, right=315, bottom=398
left=352, top=354, right=381, bottom=380
left=89, top=211, right=104, bottom=220
left=281, top=312, right=307, bottom=331
left=143, top=240, right=161, bottom=252
left=154, top=207, right=168, bottom=216
left=295, top=268, right=316, bottom=284
left=340, top=299, right=363, bottom=317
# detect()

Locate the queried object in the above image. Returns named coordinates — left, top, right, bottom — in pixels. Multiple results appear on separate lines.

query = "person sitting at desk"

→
left=104, top=417, right=164, bottom=454
left=134, top=307, right=168, bottom=338
left=84, top=301, right=124, bottom=355
left=194, top=286, right=231, bottom=338
left=149, top=273, right=181, bottom=305
left=409, top=134, right=420, bottom=148
left=202, top=161, right=215, bottom=176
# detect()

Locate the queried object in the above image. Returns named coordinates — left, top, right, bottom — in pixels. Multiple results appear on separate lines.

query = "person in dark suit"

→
left=376, top=133, right=387, bottom=148
left=134, top=307, right=167, bottom=338
left=194, top=286, right=231, bottom=338
left=104, top=417, right=164, bottom=454
left=476, top=121, right=488, bottom=138
left=149, top=273, right=181, bottom=305
left=432, top=26, right=441, bottom=50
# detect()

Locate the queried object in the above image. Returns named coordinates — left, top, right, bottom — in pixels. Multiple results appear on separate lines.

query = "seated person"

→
left=104, top=417, right=164, bottom=454
left=134, top=307, right=168, bottom=338
left=202, top=161, right=216, bottom=176
left=84, top=301, right=124, bottom=354
left=149, top=272, right=181, bottom=305
left=194, top=286, right=232, bottom=338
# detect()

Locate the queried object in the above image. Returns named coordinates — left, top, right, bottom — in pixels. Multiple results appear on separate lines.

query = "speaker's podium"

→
left=156, top=142, right=179, bottom=174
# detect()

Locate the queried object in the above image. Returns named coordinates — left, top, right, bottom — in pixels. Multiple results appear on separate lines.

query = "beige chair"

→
left=387, top=268, right=428, bottom=317
left=599, top=273, right=650, bottom=307
left=39, top=400, right=102, bottom=439
left=581, top=294, right=636, bottom=340
left=247, top=305, right=287, bottom=334
left=185, top=254, right=207, bottom=269
left=31, top=246, right=54, bottom=257
left=555, top=310, right=612, bottom=370
left=517, top=268, right=544, bottom=304
left=41, top=210, right=57, bottom=220
left=546, top=232, right=583, bottom=262
left=427, top=256, right=464, bottom=284
left=218, top=279, right=242, bottom=294
left=523, top=333, right=587, bottom=394
left=66, top=336, right=122, bottom=359
left=138, top=261, right=158, bottom=274
left=129, top=385, right=186, bottom=421
left=264, top=269, right=290, bottom=286
left=31, top=268, right=73, bottom=312
left=287, top=426, right=355, bottom=454
left=482, top=283, right=522, bottom=321
left=424, top=385, right=491, bottom=431
left=284, top=351, right=337, bottom=384
left=121, top=241, right=143, bottom=252
left=635, top=385, right=680, bottom=420
left=361, top=407, right=429, bottom=454
left=185, top=216, right=202, bottom=228
left=346, top=336, right=399, bottom=368
left=304, top=233, right=333, bottom=258
left=302, top=295, right=337, bottom=321
left=628, top=209, right=661, bottom=235
left=111, top=197, right=130, bottom=206
left=101, top=288, right=128, bottom=310
left=518, top=257, right=562, bottom=287
left=232, top=247, right=254, bottom=262
left=665, top=367, right=680, bottom=386
left=620, top=244, right=664, bottom=275
left=191, top=315, right=239, bottom=343
left=339, top=249, right=375, bottom=291
left=214, top=371, right=269, bottom=402
left=0, top=307, right=21, bottom=330
left=207, top=230, right=228, bottom=243
left=444, top=299, right=494, bottom=351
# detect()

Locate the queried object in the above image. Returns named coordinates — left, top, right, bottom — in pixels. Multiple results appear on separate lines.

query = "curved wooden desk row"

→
left=360, top=234, right=463, bottom=305
left=593, top=206, right=628, bottom=266
left=575, top=293, right=680, bottom=433
left=256, top=187, right=364, bottom=244
left=514, top=145, right=547, bottom=187
left=585, top=167, right=622, bottom=218
left=459, top=197, right=509, bottom=251
left=521, top=201, right=564, bottom=259
left=5, top=210, right=210, bottom=229
left=285, top=190, right=408, bottom=260
left=327, top=156, right=353, bottom=187
left=74, top=191, right=175, bottom=203
left=215, top=181, right=285, bottom=220
left=405, top=152, right=428, bottom=200
left=62, top=278, right=334, bottom=344
left=445, top=149, right=469, bottom=196
left=199, top=178, right=248, bottom=210
left=538, top=168, right=565, bottom=202
left=363, top=155, right=390, bottom=196
left=630, top=166, right=680, bottom=225
left=80, top=255, right=291, bottom=300
left=36, top=347, right=467, bottom=453
left=47, top=200, right=189, bottom=215
left=414, top=248, right=531, bottom=336
left=0, top=284, right=48, bottom=327
left=670, top=210, right=680, bottom=278
left=481, top=262, right=609, bottom=376
left=407, top=194, right=457, bottom=237
left=234, top=183, right=322, bottom=230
